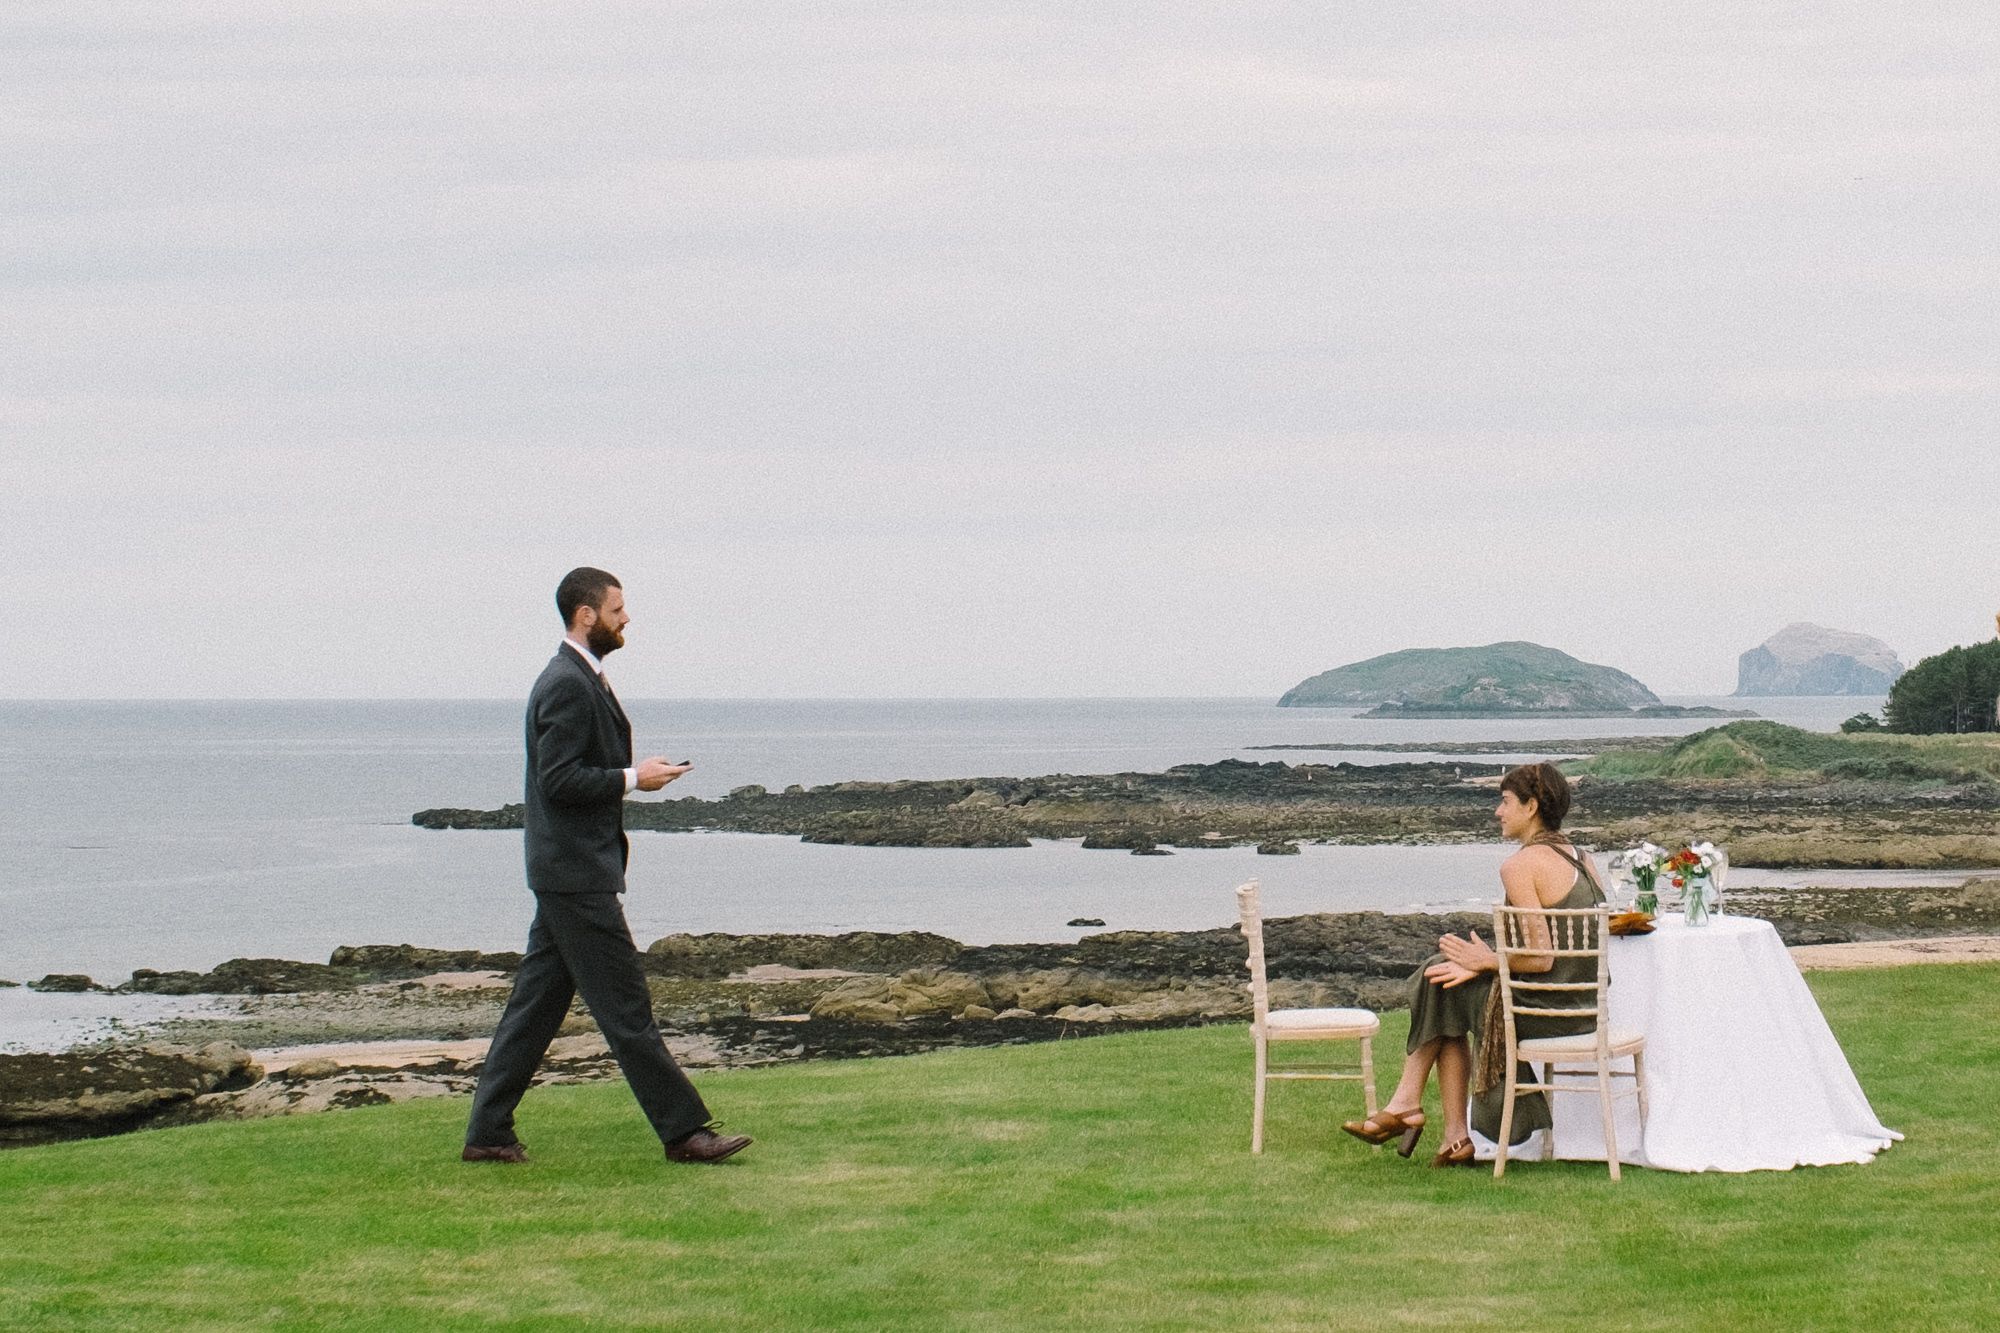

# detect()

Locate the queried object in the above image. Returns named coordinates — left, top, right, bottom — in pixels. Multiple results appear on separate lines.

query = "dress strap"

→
left=1531, top=837, right=1607, bottom=905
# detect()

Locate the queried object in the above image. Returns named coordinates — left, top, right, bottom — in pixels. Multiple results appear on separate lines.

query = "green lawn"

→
left=3, top=964, right=1997, bottom=1331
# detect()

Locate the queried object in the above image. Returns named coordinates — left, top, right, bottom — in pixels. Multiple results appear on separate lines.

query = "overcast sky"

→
left=3, top=3, right=1994, bottom=699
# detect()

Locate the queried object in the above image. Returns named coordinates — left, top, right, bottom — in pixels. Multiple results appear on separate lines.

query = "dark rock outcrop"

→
left=325, top=944, right=524, bottom=977
left=0, top=1043, right=262, bottom=1147
left=946, top=911, right=1480, bottom=984
left=123, top=958, right=354, bottom=995
left=410, top=804, right=524, bottom=830
left=642, top=930, right=963, bottom=980
left=122, top=945, right=526, bottom=995
left=27, top=975, right=100, bottom=993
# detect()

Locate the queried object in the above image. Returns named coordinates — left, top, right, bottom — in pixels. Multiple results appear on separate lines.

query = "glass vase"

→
left=1683, top=873, right=1712, bottom=927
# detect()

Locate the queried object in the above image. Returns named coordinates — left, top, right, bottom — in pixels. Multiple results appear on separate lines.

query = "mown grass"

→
left=2, top=965, right=1997, bottom=1331
left=1581, top=722, right=2000, bottom=784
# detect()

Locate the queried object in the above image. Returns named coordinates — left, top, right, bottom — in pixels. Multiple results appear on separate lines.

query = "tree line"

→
left=1873, top=640, right=2000, bottom=734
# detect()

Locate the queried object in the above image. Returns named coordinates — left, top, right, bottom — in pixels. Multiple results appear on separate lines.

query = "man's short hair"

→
left=556, top=567, right=621, bottom=627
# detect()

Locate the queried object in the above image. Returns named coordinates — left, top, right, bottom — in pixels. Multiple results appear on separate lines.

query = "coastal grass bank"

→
left=1, top=963, right=1993, bottom=1331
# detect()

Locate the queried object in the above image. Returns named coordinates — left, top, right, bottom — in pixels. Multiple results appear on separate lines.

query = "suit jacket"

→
left=523, top=644, right=633, bottom=895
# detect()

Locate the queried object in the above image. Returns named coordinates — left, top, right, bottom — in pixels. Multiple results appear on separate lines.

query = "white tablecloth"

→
left=1471, top=915, right=1902, bottom=1172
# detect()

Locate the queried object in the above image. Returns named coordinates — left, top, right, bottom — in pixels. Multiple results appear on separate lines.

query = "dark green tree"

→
left=1883, top=641, right=2000, bottom=734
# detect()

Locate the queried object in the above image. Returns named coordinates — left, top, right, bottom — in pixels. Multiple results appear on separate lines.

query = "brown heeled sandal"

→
left=1431, top=1138, right=1476, bottom=1168
left=1340, top=1108, right=1426, bottom=1157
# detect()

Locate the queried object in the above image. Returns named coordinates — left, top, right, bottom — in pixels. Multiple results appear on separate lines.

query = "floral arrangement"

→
left=1664, top=843, right=1719, bottom=889
left=1664, top=844, right=1728, bottom=888
left=1613, top=840, right=1727, bottom=923
left=1611, top=842, right=1666, bottom=900
left=1667, top=841, right=1726, bottom=923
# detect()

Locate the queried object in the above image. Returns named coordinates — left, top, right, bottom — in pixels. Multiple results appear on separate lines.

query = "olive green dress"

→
left=1405, top=845, right=1604, bottom=1144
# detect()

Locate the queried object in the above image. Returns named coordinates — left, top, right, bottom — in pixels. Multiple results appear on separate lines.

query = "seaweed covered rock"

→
left=643, top=930, right=962, bottom=980
left=27, top=974, right=100, bottom=993
left=123, top=958, right=355, bottom=995
left=808, top=969, right=992, bottom=1023
left=326, top=944, right=524, bottom=978
left=0, top=1043, right=262, bottom=1147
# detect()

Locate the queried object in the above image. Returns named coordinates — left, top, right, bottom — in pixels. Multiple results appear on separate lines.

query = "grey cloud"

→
left=3, top=3, right=1994, bottom=697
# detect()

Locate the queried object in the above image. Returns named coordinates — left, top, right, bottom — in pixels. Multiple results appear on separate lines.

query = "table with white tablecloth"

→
left=1470, top=914, right=1902, bottom=1172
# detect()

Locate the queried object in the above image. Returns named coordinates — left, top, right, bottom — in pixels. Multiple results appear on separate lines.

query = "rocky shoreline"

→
left=7, top=880, right=1999, bottom=1149
left=1354, top=704, right=1757, bottom=720
left=413, top=755, right=2000, bottom=868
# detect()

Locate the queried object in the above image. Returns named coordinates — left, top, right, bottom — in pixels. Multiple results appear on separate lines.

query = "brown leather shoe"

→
left=665, top=1127, right=752, bottom=1164
left=1340, top=1108, right=1426, bottom=1157
left=462, top=1142, right=528, bottom=1163
left=1431, top=1138, right=1476, bottom=1168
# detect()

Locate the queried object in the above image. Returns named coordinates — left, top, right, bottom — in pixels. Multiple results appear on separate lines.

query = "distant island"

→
left=1736, top=623, right=1905, bottom=696
left=1278, top=640, right=1694, bottom=716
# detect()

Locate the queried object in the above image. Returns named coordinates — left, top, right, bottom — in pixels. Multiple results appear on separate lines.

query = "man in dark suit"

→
left=463, top=567, right=751, bottom=1165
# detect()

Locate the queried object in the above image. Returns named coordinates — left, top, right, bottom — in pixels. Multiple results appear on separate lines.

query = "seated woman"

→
left=1341, top=761, right=1605, bottom=1166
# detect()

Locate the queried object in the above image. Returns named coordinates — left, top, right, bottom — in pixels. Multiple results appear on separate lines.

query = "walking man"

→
left=463, top=567, right=750, bottom=1165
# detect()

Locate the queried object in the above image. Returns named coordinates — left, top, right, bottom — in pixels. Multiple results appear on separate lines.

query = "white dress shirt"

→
left=562, top=638, right=637, bottom=796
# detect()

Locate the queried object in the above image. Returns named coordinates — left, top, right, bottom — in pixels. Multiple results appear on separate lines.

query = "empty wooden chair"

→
left=1491, top=903, right=1648, bottom=1180
left=1236, top=880, right=1380, bottom=1154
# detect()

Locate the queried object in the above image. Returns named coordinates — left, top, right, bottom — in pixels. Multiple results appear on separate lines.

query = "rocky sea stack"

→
left=1735, top=623, right=1905, bottom=696
left=1279, top=641, right=1658, bottom=713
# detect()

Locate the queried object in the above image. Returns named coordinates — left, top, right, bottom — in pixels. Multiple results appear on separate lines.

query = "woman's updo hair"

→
left=1500, top=761, right=1572, bottom=831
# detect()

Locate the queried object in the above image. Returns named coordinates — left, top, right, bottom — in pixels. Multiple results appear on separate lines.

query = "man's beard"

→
left=586, top=623, right=624, bottom=657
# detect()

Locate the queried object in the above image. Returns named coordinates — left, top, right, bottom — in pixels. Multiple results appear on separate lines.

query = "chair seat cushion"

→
left=1517, top=1028, right=1644, bottom=1059
left=1265, top=1007, right=1379, bottom=1036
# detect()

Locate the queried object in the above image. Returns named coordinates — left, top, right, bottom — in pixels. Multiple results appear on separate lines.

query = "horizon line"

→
left=0, top=690, right=1832, bottom=705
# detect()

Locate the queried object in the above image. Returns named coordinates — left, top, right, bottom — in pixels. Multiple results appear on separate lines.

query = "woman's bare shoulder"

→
left=1501, top=843, right=1577, bottom=902
left=1501, top=844, right=1568, bottom=872
left=1498, top=849, right=1544, bottom=901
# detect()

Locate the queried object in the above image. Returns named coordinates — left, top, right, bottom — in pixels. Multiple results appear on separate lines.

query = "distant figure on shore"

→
left=463, top=567, right=751, bottom=1165
left=1337, top=762, right=1603, bottom=1166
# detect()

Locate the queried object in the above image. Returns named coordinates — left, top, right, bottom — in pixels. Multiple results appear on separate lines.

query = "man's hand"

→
left=635, top=757, right=693, bottom=792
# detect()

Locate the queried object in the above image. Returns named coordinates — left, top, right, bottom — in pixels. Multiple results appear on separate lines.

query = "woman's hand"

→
left=1423, top=958, right=1483, bottom=988
left=1426, top=930, right=1497, bottom=988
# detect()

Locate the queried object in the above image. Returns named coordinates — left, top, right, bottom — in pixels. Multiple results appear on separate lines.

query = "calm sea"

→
left=0, top=694, right=1881, bottom=995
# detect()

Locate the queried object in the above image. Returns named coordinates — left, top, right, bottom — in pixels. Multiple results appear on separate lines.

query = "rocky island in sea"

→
left=1275, top=641, right=1753, bottom=719
left=1735, top=623, right=1906, bottom=696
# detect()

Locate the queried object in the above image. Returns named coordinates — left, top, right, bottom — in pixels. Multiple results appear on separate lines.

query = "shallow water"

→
left=0, top=694, right=1886, bottom=1044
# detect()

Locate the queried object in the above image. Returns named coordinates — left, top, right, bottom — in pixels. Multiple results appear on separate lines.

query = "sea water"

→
left=0, top=695, right=1891, bottom=1048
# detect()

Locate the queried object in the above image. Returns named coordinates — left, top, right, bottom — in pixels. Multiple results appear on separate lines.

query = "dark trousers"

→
left=466, top=892, right=710, bottom=1149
